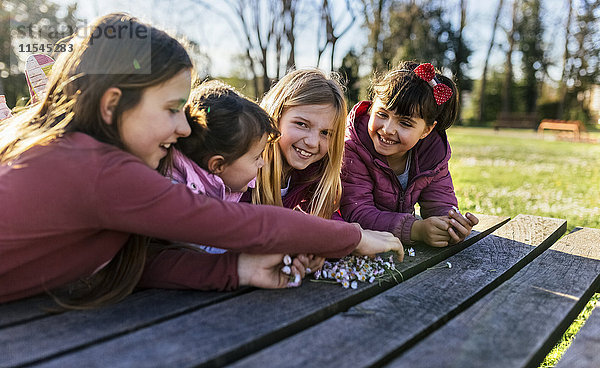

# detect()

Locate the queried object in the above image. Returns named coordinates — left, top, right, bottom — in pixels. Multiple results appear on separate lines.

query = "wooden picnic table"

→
left=2, top=214, right=600, bottom=368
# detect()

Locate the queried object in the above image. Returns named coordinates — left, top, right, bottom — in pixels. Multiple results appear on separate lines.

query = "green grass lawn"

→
left=446, top=127, right=599, bottom=367
left=448, top=127, right=600, bottom=231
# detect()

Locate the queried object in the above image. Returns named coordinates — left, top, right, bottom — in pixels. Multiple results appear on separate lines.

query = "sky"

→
left=51, top=0, right=569, bottom=82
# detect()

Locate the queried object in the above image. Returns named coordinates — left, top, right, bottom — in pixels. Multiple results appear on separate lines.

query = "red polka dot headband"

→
left=412, top=63, right=453, bottom=105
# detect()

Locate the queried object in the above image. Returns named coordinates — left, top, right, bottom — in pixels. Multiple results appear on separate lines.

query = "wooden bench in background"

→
left=2, top=214, right=600, bottom=368
left=494, top=113, right=539, bottom=130
left=538, top=119, right=587, bottom=141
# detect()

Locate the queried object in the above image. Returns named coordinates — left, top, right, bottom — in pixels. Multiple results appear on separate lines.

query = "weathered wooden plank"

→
left=0, top=289, right=244, bottom=368
left=386, top=226, right=600, bottom=368
left=230, top=215, right=566, bottom=367
left=555, top=304, right=600, bottom=368
left=30, top=215, right=509, bottom=368
left=0, top=295, right=57, bottom=328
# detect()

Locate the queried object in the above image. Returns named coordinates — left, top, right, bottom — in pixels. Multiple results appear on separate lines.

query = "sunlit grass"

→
left=539, top=294, right=600, bottom=367
left=447, top=127, right=600, bottom=231
left=446, top=127, right=600, bottom=367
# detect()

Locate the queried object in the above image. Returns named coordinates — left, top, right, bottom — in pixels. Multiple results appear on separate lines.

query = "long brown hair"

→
left=253, top=69, right=347, bottom=219
left=0, top=13, right=193, bottom=309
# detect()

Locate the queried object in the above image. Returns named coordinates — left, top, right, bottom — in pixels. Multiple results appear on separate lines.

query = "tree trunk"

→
left=557, top=0, right=572, bottom=119
left=325, top=0, right=355, bottom=71
left=316, top=0, right=328, bottom=68
left=362, top=0, right=386, bottom=72
left=501, top=0, right=517, bottom=113
left=455, top=0, right=467, bottom=122
left=284, top=0, right=296, bottom=72
left=478, top=0, right=504, bottom=123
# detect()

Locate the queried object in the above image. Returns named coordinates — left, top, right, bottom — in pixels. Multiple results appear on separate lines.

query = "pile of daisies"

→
left=312, top=254, right=404, bottom=289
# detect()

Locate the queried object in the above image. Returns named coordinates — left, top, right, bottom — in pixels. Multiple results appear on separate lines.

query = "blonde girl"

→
left=251, top=69, right=347, bottom=220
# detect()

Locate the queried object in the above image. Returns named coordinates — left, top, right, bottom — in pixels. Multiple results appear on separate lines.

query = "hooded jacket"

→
left=169, top=149, right=251, bottom=204
left=340, top=101, right=458, bottom=245
left=168, top=149, right=257, bottom=253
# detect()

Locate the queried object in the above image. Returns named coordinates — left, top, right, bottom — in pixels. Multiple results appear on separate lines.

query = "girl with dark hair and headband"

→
left=341, top=61, right=479, bottom=248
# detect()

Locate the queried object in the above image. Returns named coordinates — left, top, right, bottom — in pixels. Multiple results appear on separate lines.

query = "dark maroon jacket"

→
left=340, top=101, right=458, bottom=244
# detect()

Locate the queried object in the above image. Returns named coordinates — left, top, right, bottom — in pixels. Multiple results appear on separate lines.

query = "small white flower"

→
left=427, top=261, right=453, bottom=271
left=282, top=265, right=291, bottom=275
left=283, top=254, right=292, bottom=266
left=408, top=248, right=415, bottom=257
left=351, top=281, right=358, bottom=289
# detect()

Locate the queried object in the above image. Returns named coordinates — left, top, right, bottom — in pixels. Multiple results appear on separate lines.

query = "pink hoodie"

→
left=169, top=150, right=256, bottom=253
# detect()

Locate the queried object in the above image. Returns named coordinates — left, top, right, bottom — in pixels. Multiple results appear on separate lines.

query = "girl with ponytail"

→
left=169, top=80, right=279, bottom=254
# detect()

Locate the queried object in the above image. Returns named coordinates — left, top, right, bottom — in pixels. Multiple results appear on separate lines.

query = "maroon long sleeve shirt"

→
left=0, top=133, right=361, bottom=303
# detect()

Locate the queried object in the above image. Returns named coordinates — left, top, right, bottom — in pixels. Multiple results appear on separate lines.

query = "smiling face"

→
left=368, top=98, right=435, bottom=160
left=277, top=104, right=336, bottom=171
left=219, top=134, right=267, bottom=193
left=119, top=69, right=192, bottom=169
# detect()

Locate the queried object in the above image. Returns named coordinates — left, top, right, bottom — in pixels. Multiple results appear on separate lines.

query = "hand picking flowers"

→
left=281, top=254, right=301, bottom=287
left=312, top=254, right=402, bottom=289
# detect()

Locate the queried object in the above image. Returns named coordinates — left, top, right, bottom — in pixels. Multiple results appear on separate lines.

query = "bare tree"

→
left=501, top=0, right=517, bottom=113
left=194, top=0, right=297, bottom=97
left=454, top=0, right=468, bottom=121
left=557, top=0, right=573, bottom=118
left=361, top=0, right=389, bottom=72
left=455, top=0, right=467, bottom=82
left=283, top=0, right=297, bottom=73
left=231, top=0, right=264, bottom=95
left=478, top=0, right=504, bottom=123
left=316, top=0, right=357, bottom=71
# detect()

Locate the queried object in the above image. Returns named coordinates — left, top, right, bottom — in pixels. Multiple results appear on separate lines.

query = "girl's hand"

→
left=411, top=217, right=453, bottom=247
left=353, top=225, right=404, bottom=261
left=306, top=254, right=325, bottom=273
left=447, top=209, right=479, bottom=244
left=237, top=254, right=306, bottom=289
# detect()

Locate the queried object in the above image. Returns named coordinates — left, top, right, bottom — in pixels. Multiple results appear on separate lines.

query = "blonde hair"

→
left=253, top=69, right=347, bottom=219
left=0, top=13, right=193, bottom=309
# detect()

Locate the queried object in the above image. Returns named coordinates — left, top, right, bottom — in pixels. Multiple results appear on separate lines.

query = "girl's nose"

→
left=303, top=131, right=319, bottom=148
left=381, top=120, right=395, bottom=135
left=175, top=112, right=191, bottom=137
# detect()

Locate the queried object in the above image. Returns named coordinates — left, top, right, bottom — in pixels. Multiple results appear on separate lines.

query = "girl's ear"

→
left=420, top=121, right=437, bottom=139
left=100, top=87, right=122, bottom=125
left=207, top=155, right=227, bottom=174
